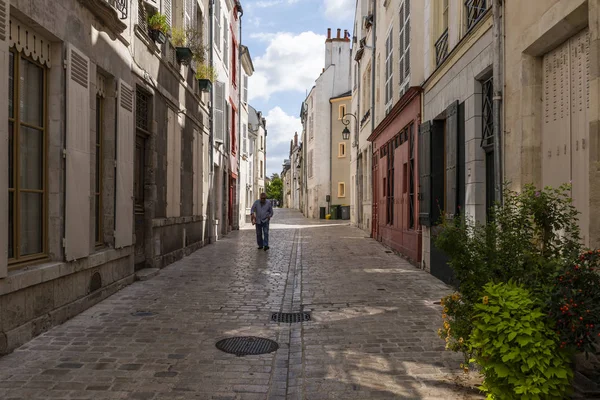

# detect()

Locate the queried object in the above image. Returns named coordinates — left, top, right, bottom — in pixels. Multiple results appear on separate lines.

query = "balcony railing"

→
left=435, top=29, right=449, bottom=66
left=465, top=0, right=488, bottom=31
left=107, top=0, right=128, bottom=19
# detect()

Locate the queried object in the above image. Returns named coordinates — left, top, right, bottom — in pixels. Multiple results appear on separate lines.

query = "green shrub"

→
left=434, top=183, right=582, bottom=362
left=148, top=13, right=169, bottom=34
left=549, top=250, right=600, bottom=355
left=470, top=281, right=573, bottom=399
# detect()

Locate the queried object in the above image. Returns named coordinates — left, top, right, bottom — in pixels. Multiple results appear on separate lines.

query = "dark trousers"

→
left=256, top=222, right=269, bottom=247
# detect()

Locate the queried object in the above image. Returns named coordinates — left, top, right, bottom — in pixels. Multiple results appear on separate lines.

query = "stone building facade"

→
left=0, top=0, right=253, bottom=354
left=330, top=93, right=352, bottom=210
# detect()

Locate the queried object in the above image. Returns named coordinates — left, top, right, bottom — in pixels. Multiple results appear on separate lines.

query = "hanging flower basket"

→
left=176, top=47, right=193, bottom=64
left=198, top=79, right=212, bottom=93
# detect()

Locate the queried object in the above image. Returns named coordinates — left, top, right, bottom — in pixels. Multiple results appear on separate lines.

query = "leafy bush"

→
left=435, top=183, right=582, bottom=362
left=549, top=250, right=600, bottom=354
left=470, top=281, right=573, bottom=399
left=195, top=64, right=217, bottom=82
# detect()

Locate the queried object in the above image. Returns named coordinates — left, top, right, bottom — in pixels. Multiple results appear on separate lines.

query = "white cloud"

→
left=323, top=0, right=354, bottom=21
left=249, top=31, right=325, bottom=101
left=254, top=0, right=281, bottom=7
left=263, top=107, right=302, bottom=176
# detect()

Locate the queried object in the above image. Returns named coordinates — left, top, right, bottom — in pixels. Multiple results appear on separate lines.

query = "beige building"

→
left=503, top=0, right=599, bottom=248
left=418, top=0, right=495, bottom=282
left=330, top=93, right=352, bottom=210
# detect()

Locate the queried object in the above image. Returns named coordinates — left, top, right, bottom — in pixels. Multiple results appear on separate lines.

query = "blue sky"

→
left=242, top=0, right=354, bottom=177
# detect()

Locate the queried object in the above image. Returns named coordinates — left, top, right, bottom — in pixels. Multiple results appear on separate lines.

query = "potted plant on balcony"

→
left=171, top=28, right=193, bottom=64
left=196, top=63, right=217, bottom=92
left=148, top=13, right=169, bottom=44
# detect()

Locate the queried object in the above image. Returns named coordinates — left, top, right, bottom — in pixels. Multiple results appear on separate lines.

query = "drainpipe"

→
left=329, top=100, right=333, bottom=216
left=370, top=0, right=376, bottom=230
left=492, top=0, right=503, bottom=204
left=236, top=3, right=243, bottom=229
left=209, top=0, right=216, bottom=242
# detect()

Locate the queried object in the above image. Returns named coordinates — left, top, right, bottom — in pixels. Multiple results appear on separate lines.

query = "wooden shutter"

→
left=115, top=80, right=134, bottom=248
left=193, top=128, right=201, bottom=215
left=166, top=107, right=181, bottom=217
left=64, top=45, right=91, bottom=261
left=418, top=121, right=432, bottom=226
left=223, top=17, right=228, bottom=67
left=0, top=0, right=9, bottom=277
left=431, top=120, right=445, bottom=225
left=243, top=75, right=248, bottom=103
left=214, top=81, right=225, bottom=143
left=163, top=0, right=172, bottom=29
left=445, top=101, right=458, bottom=215
left=214, top=0, right=220, bottom=50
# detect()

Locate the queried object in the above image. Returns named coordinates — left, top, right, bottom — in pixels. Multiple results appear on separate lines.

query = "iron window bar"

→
left=107, top=0, right=128, bottom=19
left=435, top=29, right=449, bottom=66
left=465, top=0, right=488, bottom=31
left=480, top=77, right=494, bottom=151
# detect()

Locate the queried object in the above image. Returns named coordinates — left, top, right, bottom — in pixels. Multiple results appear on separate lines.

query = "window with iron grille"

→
left=465, top=0, right=488, bottom=31
left=136, top=89, right=151, bottom=135
left=481, top=76, right=495, bottom=218
left=399, top=0, right=410, bottom=96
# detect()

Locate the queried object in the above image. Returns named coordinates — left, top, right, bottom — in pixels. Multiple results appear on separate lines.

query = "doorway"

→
left=134, top=134, right=146, bottom=271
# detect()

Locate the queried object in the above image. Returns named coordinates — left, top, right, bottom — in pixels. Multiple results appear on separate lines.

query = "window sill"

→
left=0, top=247, right=131, bottom=295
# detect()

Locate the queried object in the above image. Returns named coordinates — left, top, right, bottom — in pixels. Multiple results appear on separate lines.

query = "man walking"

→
left=251, top=193, right=274, bottom=251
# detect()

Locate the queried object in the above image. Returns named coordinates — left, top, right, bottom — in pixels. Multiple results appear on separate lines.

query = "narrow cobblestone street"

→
left=0, top=210, right=481, bottom=400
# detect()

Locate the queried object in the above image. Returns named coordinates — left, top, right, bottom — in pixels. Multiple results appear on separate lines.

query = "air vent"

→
left=89, top=271, right=102, bottom=292
left=0, top=1, right=6, bottom=41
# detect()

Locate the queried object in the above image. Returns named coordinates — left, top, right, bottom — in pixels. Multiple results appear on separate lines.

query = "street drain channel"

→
left=215, top=337, right=279, bottom=356
left=131, top=311, right=156, bottom=317
left=271, top=312, right=311, bottom=323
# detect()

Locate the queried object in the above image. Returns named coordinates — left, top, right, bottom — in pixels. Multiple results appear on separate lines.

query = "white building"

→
left=248, top=105, right=267, bottom=198
left=302, top=28, right=351, bottom=219
left=238, top=45, right=254, bottom=227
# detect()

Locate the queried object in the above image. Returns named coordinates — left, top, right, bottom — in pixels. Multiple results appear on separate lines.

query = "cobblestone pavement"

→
left=0, top=209, right=482, bottom=399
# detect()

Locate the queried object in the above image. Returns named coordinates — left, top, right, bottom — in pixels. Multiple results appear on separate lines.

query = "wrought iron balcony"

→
left=79, top=0, right=127, bottom=33
left=108, top=0, right=128, bottom=19
left=435, top=29, right=449, bottom=66
left=465, top=0, right=488, bottom=31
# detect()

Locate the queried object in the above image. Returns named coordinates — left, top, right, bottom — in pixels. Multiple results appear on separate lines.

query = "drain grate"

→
left=131, top=311, right=156, bottom=317
left=385, top=250, right=393, bottom=254
left=215, top=336, right=279, bottom=356
left=271, top=312, right=311, bottom=323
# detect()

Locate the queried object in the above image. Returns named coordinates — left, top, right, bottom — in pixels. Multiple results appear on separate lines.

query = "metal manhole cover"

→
left=215, top=336, right=279, bottom=356
left=131, top=311, right=156, bottom=317
left=271, top=312, right=311, bottom=323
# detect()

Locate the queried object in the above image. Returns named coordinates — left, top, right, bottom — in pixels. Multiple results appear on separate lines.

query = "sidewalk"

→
left=0, top=209, right=482, bottom=399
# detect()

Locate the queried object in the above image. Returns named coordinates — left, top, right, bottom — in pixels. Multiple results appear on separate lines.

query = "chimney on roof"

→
left=344, top=29, right=349, bottom=40
left=327, top=28, right=331, bottom=39
left=294, top=131, right=298, bottom=147
left=337, top=28, right=341, bottom=38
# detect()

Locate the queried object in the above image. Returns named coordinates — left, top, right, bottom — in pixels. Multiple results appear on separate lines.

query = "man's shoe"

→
left=264, top=246, right=270, bottom=251
left=258, top=246, right=263, bottom=250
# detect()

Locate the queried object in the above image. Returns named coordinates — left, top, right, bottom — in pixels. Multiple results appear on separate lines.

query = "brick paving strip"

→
left=0, top=210, right=482, bottom=399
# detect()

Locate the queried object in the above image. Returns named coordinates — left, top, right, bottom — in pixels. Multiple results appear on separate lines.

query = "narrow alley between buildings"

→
left=0, top=210, right=480, bottom=400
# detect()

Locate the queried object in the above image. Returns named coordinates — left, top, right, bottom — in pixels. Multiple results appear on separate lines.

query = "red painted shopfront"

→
left=368, top=87, right=422, bottom=264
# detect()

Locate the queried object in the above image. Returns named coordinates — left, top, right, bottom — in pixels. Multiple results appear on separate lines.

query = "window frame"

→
left=8, top=49, right=49, bottom=267
left=385, top=26, right=394, bottom=114
left=338, top=142, right=346, bottom=158
left=338, top=104, right=346, bottom=120
left=338, top=182, right=346, bottom=198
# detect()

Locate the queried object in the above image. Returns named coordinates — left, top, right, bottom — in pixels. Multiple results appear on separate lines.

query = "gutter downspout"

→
left=370, top=0, right=376, bottom=234
left=236, top=5, right=243, bottom=229
left=492, top=0, right=503, bottom=204
left=329, top=100, right=333, bottom=216
left=209, top=0, right=216, bottom=242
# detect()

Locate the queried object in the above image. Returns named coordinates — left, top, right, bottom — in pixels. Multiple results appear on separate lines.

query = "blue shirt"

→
left=251, top=200, right=273, bottom=224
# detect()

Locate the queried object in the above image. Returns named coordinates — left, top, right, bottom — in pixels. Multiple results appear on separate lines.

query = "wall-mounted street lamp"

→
left=341, top=113, right=359, bottom=147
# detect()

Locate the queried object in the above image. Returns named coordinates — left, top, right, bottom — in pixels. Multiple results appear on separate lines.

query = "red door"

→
left=228, top=177, right=234, bottom=229
left=372, top=152, right=378, bottom=239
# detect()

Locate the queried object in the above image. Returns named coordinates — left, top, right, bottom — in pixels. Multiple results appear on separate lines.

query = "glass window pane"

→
left=8, top=192, right=14, bottom=259
left=96, top=146, right=100, bottom=193
left=9, top=52, right=14, bottom=118
left=9, top=121, right=14, bottom=189
left=19, top=58, right=44, bottom=127
left=19, top=126, right=44, bottom=190
left=20, top=191, right=43, bottom=256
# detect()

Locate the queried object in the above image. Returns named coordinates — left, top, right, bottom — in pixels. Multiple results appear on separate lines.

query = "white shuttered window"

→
left=214, top=81, right=225, bottom=143
left=65, top=45, right=91, bottom=261
left=115, top=80, right=135, bottom=248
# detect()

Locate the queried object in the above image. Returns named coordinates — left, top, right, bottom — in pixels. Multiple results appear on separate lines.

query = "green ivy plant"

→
left=470, top=281, right=573, bottom=399
left=148, top=13, right=169, bottom=34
